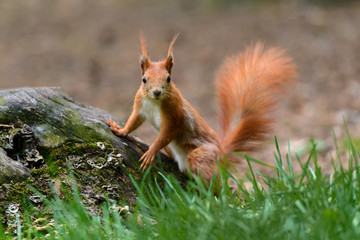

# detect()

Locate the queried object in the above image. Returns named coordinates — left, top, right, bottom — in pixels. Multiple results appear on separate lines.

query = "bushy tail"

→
left=215, top=42, right=296, bottom=155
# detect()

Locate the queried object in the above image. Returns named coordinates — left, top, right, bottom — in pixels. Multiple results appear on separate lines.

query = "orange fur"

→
left=108, top=35, right=296, bottom=183
left=215, top=42, right=296, bottom=156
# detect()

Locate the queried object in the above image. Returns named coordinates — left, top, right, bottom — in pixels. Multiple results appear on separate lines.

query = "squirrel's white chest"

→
left=139, top=98, right=189, bottom=172
left=139, top=98, right=162, bottom=131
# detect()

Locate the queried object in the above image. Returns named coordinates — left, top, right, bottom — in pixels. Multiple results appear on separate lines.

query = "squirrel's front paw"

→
left=140, top=150, right=155, bottom=171
left=108, top=118, right=128, bottom=136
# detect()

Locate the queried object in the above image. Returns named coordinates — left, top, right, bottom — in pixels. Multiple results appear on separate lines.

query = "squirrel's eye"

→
left=166, top=76, right=171, bottom=83
left=142, top=77, right=147, bottom=84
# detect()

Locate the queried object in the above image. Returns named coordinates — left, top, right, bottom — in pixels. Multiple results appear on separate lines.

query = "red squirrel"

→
left=108, top=33, right=296, bottom=182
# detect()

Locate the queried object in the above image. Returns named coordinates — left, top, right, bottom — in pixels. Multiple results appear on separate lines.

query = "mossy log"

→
left=0, top=148, right=31, bottom=184
left=0, top=87, right=186, bottom=216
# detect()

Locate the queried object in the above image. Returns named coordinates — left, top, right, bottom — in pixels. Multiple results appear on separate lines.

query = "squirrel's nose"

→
left=153, top=89, right=161, bottom=97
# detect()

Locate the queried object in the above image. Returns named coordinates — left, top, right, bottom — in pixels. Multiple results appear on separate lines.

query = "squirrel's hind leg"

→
left=187, top=144, right=221, bottom=184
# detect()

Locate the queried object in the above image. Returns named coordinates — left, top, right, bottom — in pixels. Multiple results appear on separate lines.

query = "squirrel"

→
left=108, top=32, right=296, bottom=183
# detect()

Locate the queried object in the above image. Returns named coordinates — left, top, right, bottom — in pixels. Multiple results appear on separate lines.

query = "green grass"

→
left=2, top=131, right=360, bottom=239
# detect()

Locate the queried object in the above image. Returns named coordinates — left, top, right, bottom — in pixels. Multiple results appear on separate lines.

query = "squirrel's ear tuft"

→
left=167, top=33, right=179, bottom=59
left=140, top=55, right=150, bottom=75
left=140, top=30, right=148, bottom=58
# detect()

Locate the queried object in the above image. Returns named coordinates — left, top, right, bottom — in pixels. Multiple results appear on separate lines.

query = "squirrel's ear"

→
left=140, top=55, right=150, bottom=75
left=165, top=33, right=179, bottom=74
left=164, top=55, right=173, bottom=74
left=139, top=31, right=150, bottom=75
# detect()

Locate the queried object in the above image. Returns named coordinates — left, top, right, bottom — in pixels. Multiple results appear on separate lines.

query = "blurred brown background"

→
left=0, top=0, right=359, bottom=172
